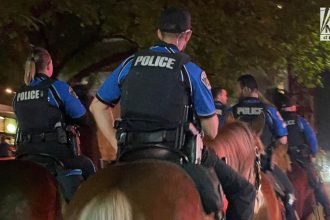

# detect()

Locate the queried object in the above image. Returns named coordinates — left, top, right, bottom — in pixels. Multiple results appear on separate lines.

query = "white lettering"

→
left=147, top=56, right=155, bottom=66
left=237, top=107, right=263, bottom=115
left=141, top=56, right=150, bottom=66
left=134, top=55, right=176, bottom=69
left=159, top=57, right=168, bottom=67
left=16, top=90, right=42, bottom=101
left=154, top=56, right=161, bottom=66
left=30, top=90, right=35, bottom=99
left=16, top=93, right=20, bottom=101
left=286, top=120, right=295, bottom=126
left=134, top=56, right=143, bottom=66
left=166, top=58, right=175, bottom=69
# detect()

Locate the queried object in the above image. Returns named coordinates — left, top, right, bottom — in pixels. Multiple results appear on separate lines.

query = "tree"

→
left=0, top=0, right=329, bottom=105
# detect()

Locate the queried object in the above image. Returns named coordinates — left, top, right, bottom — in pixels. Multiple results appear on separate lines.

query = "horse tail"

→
left=78, top=188, right=133, bottom=220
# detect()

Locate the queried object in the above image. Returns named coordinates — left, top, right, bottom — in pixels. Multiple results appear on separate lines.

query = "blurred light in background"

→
left=5, top=88, right=15, bottom=95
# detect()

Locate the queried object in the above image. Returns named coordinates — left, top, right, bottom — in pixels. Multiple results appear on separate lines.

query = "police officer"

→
left=90, top=7, right=255, bottom=220
left=276, top=93, right=330, bottom=219
left=13, top=47, right=95, bottom=193
left=212, top=86, right=228, bottom=129
left=228, top=74, right=297, bottom=220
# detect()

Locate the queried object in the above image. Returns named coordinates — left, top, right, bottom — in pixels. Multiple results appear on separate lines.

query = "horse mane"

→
left=210, top=121, right=256, bottom=185
left=79, top=188, right=133, bottom=220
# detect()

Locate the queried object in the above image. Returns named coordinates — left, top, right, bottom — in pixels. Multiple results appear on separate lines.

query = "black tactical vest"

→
left=232, top=98, right=273, bottom=147
left=281, top=111, right=305, bottom=147
left=119, top=50, right=191, bottom=131
left=14, top=79, right=64, bottom=134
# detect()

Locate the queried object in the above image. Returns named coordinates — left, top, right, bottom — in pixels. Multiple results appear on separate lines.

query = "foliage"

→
left=0, top=0, right=329, bottom=105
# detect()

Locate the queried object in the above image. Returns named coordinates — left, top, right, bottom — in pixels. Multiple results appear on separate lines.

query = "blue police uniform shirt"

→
left=96, top=43, right=216, bottom=117
left=228, top=98, right=288, bottom=138
left=297, top=116, right=318, bottom=155
left=24, top=74, right=86, bottom=119
left=214, top=101, right=226, bottom=128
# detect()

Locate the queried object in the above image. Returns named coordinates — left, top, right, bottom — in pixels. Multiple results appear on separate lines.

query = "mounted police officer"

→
left=211, top=86, right=228, bottom=129
left=13, top=46, right=96, bottom=200
left=228, top=74, right=297, bottom=220
left=276, top=92, right=330, bottom=219
left=90, top=7, right=256, bottom=220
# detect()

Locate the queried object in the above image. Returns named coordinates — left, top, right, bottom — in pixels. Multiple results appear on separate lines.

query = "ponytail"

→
left=24, top=46, right=51, bottom=85
left=24, top=52, right=36, bottom=85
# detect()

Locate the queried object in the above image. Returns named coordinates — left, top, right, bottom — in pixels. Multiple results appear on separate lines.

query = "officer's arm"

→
left=200, top=114, right=218, bottom=139
left=268, top=107, right=288, bottom=145
left=300, top=117, right=318, bottom=155
left=89, top=98, right=117, bottom=152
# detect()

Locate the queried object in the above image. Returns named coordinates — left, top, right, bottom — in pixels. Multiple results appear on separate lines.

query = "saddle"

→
left=118, top=147, right=224, bottom=218
left=16, top=153, right=83, bottom=201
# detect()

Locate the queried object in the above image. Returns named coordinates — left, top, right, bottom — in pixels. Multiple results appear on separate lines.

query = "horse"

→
left=64, top=159, right=217, bottom=220
left=206, top=121, right=284, bottom=220
left=266, top=87, right=323, bottom=220
left=274, top=145, right=323, bottom=220
left=0, top=159, right=63, bottom=220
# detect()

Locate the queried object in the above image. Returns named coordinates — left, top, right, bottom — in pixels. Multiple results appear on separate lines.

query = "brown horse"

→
left=265, top=87, right=323, bottom=220
left=274, top=145, right=322, bottom=220
left=0, top=159, right=62, bottom=220
left=206, top=121, right=284, bottom=220
left=64, top=160, right=216, bottom=220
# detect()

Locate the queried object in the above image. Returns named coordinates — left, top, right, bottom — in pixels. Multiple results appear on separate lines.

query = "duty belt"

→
left=21, top=132, right=58, bottom=144
left=118, top=130, right=177, bottom=145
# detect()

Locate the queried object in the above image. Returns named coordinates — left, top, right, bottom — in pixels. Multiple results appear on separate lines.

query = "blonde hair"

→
left=24, top=47, right=51, bottom=85
left=79, top=189, right=133, bottom=220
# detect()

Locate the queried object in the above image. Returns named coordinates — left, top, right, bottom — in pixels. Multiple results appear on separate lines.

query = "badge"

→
left=69, top=87, right=79, bottom=99
left=201, top=71, right=211, bottom=90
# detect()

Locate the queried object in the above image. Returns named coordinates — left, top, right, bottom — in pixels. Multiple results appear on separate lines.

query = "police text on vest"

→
left=16, top=90, right=41, bottom=101
left=134, top=56, right=176, bottom=69
left=237, top=107, right=263, bottom=115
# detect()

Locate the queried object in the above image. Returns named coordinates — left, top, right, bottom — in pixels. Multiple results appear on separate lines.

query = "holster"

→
left=66, top=125, right=81, bottom=156
left=182, top=123, right=203, bottom=164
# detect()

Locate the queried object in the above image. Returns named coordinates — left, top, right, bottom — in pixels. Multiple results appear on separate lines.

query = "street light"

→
left=5, top=88, right=15, bottom=95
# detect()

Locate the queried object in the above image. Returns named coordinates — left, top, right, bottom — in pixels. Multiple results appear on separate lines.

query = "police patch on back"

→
left=134, top=55, right=176, bottom=69
left=237, top=107, right=263, bottom=115
left=16, top=90, right=44, bottom=102
left=286, top=119, right=296, bottom=126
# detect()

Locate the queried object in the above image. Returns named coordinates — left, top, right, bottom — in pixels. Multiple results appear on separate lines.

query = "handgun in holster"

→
left=54, top=122, right=68, bottom=144
left=184, top=123, right=204, bottom=164
left=261, top=141, right=274, bottom=171
left=179, top=105, right=203, bottom=165
left=66, top=125, right=81, bottom=156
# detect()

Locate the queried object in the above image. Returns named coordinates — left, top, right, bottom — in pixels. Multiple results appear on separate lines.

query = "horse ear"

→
left=250, top=113, right=265, bottom=136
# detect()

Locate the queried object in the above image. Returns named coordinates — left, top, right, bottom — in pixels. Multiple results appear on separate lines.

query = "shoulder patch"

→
left=201, top=71, right=211, bottom=90
left=69, top=87, right=79, bottom=99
